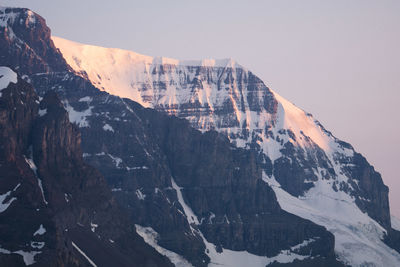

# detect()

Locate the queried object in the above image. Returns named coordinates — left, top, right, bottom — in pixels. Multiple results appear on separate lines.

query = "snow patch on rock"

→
left=30, top=241, right=44, bottom=249
left=0, top=246, right=41, bottom=266
left=391, top=215, right=400, bottom=232
left=33, top=224, right=46, bottom=236
left=102, top=123, right=114, bottom=132
left=0, top=190, right=16, bottom=213
left=0, top=183, right=20, bottom=213
left=263, top=173, right=400, bottom=267
left=135, top=224, right=194, bottom=267
left=90, top=222, right=98, bottom=233
left=0, top=66, right=17, bottom=97
left=63, top=100, right=93, bottom=128
left=78, top=96, right=92, bottom=102
left=135, top=189, right=146, bottom=200
left=38, top=108, right=47, bottom=117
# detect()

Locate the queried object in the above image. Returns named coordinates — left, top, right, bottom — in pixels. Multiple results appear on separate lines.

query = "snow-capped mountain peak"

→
left=52, top=35, right=400, bottom=266
left=52, top=35, right=346, bottom=162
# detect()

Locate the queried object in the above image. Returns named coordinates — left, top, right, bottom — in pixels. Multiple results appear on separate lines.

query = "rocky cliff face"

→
left=27, top=63, right=341, bottom=267
left=0, top=7, right=70, bottom=74
left=1, top=6, right=399, bottom=267
left=0, top=69, right=173, bottom=266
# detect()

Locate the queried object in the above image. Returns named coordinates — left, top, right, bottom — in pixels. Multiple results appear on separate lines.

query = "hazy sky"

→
left=3, top=0, right=399, bottom=217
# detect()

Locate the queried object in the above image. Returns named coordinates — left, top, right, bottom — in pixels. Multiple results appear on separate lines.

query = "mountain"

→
left=0, top=66, right=173, bottom=266
left=0, top=6, right=399, bottom=267
left=51, top=36, right=400, bottom=266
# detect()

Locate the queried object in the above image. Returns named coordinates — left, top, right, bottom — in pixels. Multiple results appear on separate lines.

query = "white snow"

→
left=171, top=177, right=312, bottom=266
left=171, top=178, right=199, bottom=225
left=79, top=96, right=92, bottom=102
left=36, top=179, right=47, bottom=205
left=290, top=238, right=317, bottom=251
left=90, top=222, right=98, bottom=233
left=102, top=123, right=114, bottom=132
left=30, top=241, right=45, bottom=249
left=0, top=190, right=16, bottom=213
left=0, top=66, right=17, bottom=97
left=135, top=189, right=146, bottom=200
left=208, top=212, right=216, bottom=224
left=263, top=173, right=400, bottom=267
left=0, top=183, right=20, bottom=213
left=392, top=215, right=400, bottom=231
left=0, top=7, right=16, bottom=27
left=126, top=166, right=148, bottom=171
left=63, top=100, right=93, bottom=128
left=107, top=154, right=123, bottom=168
left=0, top=247, right=11, bottom=255
left=135, top=224, right=194, bottom=267
left=206, top=243, right=308, bottom=267
left=52, top=36, right=348, bottom=163
left=0, top=9, right=19, bottom=40
left=0, top=246, right=41, bottom=266
left=38, top=108, right=47, bottom=117
left=71, top=241, right=97, bottom=267
left=24, top=155, right=48, bottom=205
left=272, top=91, right=332, bottom=153
left=33, top=224, right=46, bottom=236
left=24, top=156, right=37, bottom=173
left=14, top=250, right=41, bottom=266
left=52, top=37, right=243, bottom=108
left=111, top=188, right=122, bottom=192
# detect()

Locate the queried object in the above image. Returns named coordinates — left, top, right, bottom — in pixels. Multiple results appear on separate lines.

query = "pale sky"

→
left=2, top=0, right=399, bottom=217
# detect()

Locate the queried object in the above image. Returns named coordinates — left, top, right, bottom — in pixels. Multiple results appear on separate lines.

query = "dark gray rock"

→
left=0, top=73, right=173, bottom=267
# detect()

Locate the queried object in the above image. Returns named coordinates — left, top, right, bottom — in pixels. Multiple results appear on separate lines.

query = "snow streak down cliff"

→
left=53, top=36, right=400, bottom=266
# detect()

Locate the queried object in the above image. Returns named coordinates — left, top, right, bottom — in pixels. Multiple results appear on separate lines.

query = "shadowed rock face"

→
left=0, top=7, right=70, bottom=75
left=384, top=229, right=400, bottom=255
left=0, top=73, right=173, bottom=267
left=133, top=108, right=336, bottom=259
left=0, top=6, right=396, bottom=267
left=343, top=152, right=390, bottom=229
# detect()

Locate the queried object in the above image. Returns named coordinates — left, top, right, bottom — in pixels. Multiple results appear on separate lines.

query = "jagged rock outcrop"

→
left=0, top=7, right=70, bottom=74
left=384, top=229, right=400, bottom=254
